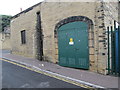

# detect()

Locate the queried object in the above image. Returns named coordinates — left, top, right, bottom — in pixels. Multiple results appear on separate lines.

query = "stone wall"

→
left=0, top=33, right=11, bottom=50
left=11, top=5, right=41, bottom=58
left=103, top=0, right=119, bottom=74
left=41, top=2, right=96, bottom=64
left=10, top=1, right=119, bottom=74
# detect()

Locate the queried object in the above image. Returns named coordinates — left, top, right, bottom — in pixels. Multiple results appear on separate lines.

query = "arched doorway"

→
left=54, top=16, right=93, bottom=69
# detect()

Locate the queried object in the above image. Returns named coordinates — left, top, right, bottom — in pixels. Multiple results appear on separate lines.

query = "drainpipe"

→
left=107, top=27, right=110, bottom=74
left=118, top=26, right=120, bottom=76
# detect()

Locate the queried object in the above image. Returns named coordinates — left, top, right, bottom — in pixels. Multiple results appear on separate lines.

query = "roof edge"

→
left=12, top=2, right=42, bottom=19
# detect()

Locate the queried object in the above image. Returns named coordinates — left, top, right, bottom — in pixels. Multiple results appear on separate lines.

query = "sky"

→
left=0, top=0, right=119, bottom=16
left=0, top=0, right=43, bottom=16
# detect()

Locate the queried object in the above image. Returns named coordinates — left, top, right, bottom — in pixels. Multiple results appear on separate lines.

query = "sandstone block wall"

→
left=11, top=5, right=41, bottom=58
left=10, top=0, right=119, bottom=74
left=0, top=33, right=11, bottom=50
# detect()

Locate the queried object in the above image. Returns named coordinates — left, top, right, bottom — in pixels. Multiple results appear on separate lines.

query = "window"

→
left=21, top=30, right=26, bottom=44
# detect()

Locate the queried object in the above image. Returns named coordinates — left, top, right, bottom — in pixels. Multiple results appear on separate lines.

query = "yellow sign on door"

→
left=70, top=38, right=73, bottom=42
left=69, top=38, right=74, bottom=45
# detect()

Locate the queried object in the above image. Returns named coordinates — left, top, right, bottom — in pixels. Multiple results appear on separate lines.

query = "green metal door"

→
left=58, top=21, right=89, bottom=69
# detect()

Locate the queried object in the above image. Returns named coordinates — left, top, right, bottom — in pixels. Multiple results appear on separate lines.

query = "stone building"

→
left=0, top=26, right=11, bottom=50
left=10, top=0, right=119, bottom=75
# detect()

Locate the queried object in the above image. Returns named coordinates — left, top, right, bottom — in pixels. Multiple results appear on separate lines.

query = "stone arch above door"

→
left=54, top=16, right=93, bottom=36
left=54, top=16, right=94, bottom=70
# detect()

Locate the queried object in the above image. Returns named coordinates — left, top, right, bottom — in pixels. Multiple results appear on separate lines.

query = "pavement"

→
left=1, top=50, right=120, bottom=89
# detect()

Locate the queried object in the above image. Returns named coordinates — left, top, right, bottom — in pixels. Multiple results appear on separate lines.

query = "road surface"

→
left=2, top=60, right=84, bottom=88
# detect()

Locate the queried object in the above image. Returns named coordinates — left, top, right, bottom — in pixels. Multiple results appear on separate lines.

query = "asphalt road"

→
left=2, top=60, right=84, bottom=88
